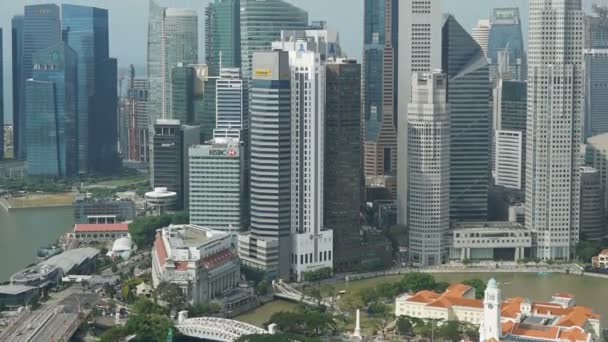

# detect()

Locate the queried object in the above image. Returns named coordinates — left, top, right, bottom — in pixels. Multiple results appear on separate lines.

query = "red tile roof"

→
left=200, top=249, right=236, bottom=269
left=503, top=322, right=591, bottom=342
left=554, top=292, right=575, bottom=299
left=74, top=223, right=129, bottom=233
left=154, top=233, right=167, bottom=267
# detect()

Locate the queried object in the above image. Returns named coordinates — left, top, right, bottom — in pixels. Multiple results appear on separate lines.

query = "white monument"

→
left=353, top=308, right=362, bottom=339
left=479, top=278, right=502, bottom=342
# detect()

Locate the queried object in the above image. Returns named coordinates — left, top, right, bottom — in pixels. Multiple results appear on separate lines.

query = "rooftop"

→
left=0, top=284, right=38, bottom=295
left=588, top=132, right=608, bottom=147
left=452, top=221, right=527, bottom=231
left=75, top=223, right=129, bottom=233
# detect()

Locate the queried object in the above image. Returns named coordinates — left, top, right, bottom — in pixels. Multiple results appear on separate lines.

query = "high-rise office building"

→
left=126, top=73, right=150, bottom=162
left=171, top=64, right=196, bottom=125
left=589, top=133, right=608, bottom=215
left=495, top=130, right=524, bottom=190
left=363, top=0, right=398, bottom=196
left=151, top=120, right=200, bottom=209
left=585, top=2, right=608, bottom=50
left=25, top=42, right=78, bottom=177
left=472, top=19, right=491, bottom=56
left=443, top=15, right=491, bottom=222
left=189, top=138, right=246, bottom=233
left=238, top=51, right=291, bottom=279
left=493, top=80, right=527, bottom=190
left=526, top=0, right=584, bottom=260
left=488, top=8, right=526, bottom=81
left=584, top=50, right=608, bottom=138
left=325, top=59, right=365, bottom=272
left=11, top=16, right=24, bottom=160
left=191, top=64, right=217, bottom=142
left=407, top=72, right=450, bottom=266
left=396, top=0, right=443, bottom=225
left=62, top=4, right=118, bottom=174
left=205, top=0, right=241, bottom=75
left=147, top=2, right=198, bottom=123
left=214, top=68, right=246, bottom=139
left=239, top=0, right=308, bottom=83
left=273, top=36, right=333, bottom=281
left=580, top=167, right=606, bottom=242
left=20, top=4, right=61, bottom=161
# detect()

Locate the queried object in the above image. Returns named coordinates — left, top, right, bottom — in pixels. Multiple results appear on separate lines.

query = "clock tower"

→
left=479, top=278, right=502, bottom=341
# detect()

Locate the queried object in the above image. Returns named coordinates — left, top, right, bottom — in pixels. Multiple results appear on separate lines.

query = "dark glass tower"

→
left=11, top=16, right=24, bottom=160
left=205, top=0, right=241, bottom=75
left=487, top=8, right=526, bottom=81
left=0, top=28, right=3, bottom=161
left=26, top=42, right=78, bottom=177
left=171, top=65, right=195, bottom=125
left=21, top=4, right=61, bottom=161
left=325, top=60, right=364, bottom=272
left=62, top=4, right=118, bottom=174
left=363, top=0, right=386, bottom=142
left=443, top=15, right=491, bottom=222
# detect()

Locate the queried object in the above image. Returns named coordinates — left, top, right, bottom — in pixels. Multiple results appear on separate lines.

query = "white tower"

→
left=480, top=278, right=502, bottom=342
left=526, top=0, right=584, bottom=260
left=353, top=308, right=362, bottom=339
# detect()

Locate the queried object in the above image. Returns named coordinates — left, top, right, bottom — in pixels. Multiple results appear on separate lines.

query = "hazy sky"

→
left=0, top=0, right=591, bottom=123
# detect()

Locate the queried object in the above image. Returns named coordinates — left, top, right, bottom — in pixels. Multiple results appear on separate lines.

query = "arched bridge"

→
left=175, top=316, right=268, bottom=342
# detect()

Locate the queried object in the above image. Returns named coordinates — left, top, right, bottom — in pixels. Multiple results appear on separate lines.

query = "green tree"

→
left=191, top=302, right=222, bottom=317
left=125, top=313, right=173, bottom=342
left=132, top=298, right=168, bottom=315
left=396, top=316, right=415, bottom=337
left=100, top=326, right=126, bottom=342
left=103, top=284, right=116, bottom=298
left=437, top=321, right=462, bottom=342
left=367, top=302, right=390, bottom=317
left=462, top=278, right=486, bottom=299
left=156, top=282, right=186, bottom=312
left=400, top=273, right=437, bottom=293
left=576, top=241, right=602, bottom=263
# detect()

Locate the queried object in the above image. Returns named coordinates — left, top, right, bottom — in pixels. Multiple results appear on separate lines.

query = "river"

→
left=0, top=206, right=74, bottom=282
left=236, top=272, right=608, bottom=327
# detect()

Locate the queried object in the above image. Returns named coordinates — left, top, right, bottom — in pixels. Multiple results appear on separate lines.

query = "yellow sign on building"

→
left=254, top=69, right=272, bottom=77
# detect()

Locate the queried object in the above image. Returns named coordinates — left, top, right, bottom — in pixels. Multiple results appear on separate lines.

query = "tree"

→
left=132, top=298, right=168, bottom=316
left=125, top=313, right=173, bottom=342
left=111, top=265, right=119, bottom=273
left=576, top=241, right=602, bottom=263
left=302, top=286, right=323, bottom=306
left=437, top=321, right=462, bottom=342
left=268, top=306, right=337, bottom=338
left=236, top=334, right=322, bottom=342
left=400, top=273, right=437, bottom=293
left=462, top=278, right=486, bottom=299
left=396, top=316, right=414, bottom=337
left=156, top=282, right=187, bottom=312
left=191, top=302, right=222, bottom=317
left=367, top=302, right=390, bottom=317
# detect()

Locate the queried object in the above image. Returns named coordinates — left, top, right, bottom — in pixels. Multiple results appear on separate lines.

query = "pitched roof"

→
left=154, top=233, right=167, bottom=267
left=74, top=223, right=129, bottom=233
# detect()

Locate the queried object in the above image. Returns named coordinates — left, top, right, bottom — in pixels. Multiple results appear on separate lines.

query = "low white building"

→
left=449, top=222, right=532, bottom=261
left=151, top=224, right=240, bottom=305
left=145, top=187, right=177, bottom=215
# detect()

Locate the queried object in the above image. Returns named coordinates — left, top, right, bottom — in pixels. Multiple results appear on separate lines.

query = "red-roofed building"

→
left=151, top=224, right=239, bottom=305
left=68, top=223, right=130, bottom=241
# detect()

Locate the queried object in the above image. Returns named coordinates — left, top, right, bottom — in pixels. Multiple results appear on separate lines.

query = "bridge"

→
left=175, top=314, right=268, bottom=342
left=272, top=279, right=333, bottom=307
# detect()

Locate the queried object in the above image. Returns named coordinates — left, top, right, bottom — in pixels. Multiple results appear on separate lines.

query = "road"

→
left=0, top=286, right=100, bottom=342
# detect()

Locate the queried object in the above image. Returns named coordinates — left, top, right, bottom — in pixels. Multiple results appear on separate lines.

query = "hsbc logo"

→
left=209, top=149, right=238, bottom=157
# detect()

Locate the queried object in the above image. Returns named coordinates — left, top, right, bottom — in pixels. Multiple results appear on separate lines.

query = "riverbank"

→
left=0, top=193, right=74, bottom=211
left=235, top=271, right=608, bottom=329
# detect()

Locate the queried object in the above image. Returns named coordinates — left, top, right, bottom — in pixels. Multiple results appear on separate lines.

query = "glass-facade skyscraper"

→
left=487, top=7, right=526, bottom=81
left=11, top=16, right=24, bottom=160
left=443, top=15, right=491, bottom=222
left=62, top=4, right=118, bottom=174
left=21, top=4, right=61, bottom=161
left=171, top=65, right=195, bottom=125
left=205, top=0, right=241, bottom=75
left=26, top=43, right=78, bottom=177
left=240, top=0, right=308, bottom=82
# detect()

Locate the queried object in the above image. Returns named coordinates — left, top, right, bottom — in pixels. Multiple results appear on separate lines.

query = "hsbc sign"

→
left=209, top=149, right=238, bottom=157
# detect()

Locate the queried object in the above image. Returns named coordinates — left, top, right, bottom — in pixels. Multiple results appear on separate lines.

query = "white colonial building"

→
left=152, top=224, right=240, bottom=305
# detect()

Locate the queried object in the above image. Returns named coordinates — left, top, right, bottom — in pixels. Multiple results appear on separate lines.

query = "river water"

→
left=237, top=272, right=608, bottom=326
left=0, top=207, right=74, bottom=282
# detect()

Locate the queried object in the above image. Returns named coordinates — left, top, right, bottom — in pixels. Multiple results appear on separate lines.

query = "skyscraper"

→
left=11, top=16, right=24, bottom=160
left=443, top=15, right=491, bottom=222
left=171, top=64, right=195, bottom=124
left=325, top=59, right=364, bottom=272
left=526, top=0, right=584, bottom=260
left=20, top=4, right=61, bottom=161
left=584, top=50, right=608, bottom=138
left=189, top=138, right=246, bottom=233
left=579, top=167, right=606, bottom=242
left=239, top=0, right=308, bottom=82
left=126, top=74, right=150, bottom=162
left=151, top=120, right=200, bottom=209
left=214, top=68, right=246, bottom=139
left=62, top=4, right=118, bottom=174
left=363, top=0, right=398, bottom=196
left=396, top=0, right=443, bottom=225
left=205, top=0, right=241, bottom=75
left=238, top=51, right=291, bottom=278
left=147, top=2, right=198, bottom=123
left=26, top=42, right=78, bottom=177
left=487, top=8, right=526, bottom=81
left=407, top=72, right=450, bottom=266
left=472, top=19, right=491, bottom=56
left=585, top=2, right=608, bottom=49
